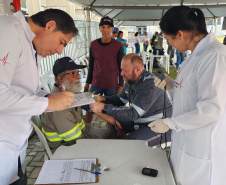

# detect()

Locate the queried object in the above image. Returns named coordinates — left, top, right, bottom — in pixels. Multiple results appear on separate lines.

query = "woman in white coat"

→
left=149, top=6, right=226, bottom=185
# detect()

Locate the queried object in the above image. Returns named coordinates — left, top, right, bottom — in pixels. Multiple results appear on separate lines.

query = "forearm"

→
left=104, top=95, right=125, bottom=106
left=105, top=104, right=140, bottom=122
left=95, top=112, right=122, bottom=129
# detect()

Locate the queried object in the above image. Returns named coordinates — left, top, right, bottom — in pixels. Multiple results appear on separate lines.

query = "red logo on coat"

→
left=0, top=52, right=10, bottom=66
left=175, top=78, right=184, bottom=89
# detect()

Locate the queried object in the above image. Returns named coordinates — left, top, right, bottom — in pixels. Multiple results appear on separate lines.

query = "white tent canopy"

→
left=69, top=0, right=226, bottom=26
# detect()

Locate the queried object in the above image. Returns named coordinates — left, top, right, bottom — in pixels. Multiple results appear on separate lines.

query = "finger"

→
left=148, top=122, right=155, bottom=128
left=159, top=80, right=166, bottom=89
left=154, top=78, right=161, bottom=87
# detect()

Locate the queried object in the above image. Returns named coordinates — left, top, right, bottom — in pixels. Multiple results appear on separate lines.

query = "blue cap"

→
left=113, top=27, right=119, bottom=33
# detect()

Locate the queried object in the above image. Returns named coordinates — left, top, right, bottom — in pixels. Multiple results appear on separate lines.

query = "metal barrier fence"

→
left=40, top=20, right=101, bottom=75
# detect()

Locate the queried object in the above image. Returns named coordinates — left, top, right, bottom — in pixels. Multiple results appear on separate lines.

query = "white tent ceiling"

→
left=69, top=0, right=226, bottom=26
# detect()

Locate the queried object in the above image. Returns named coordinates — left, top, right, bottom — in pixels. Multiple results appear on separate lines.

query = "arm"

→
left=171, top=53, right=226, bottom=131
left=117, top=46, right=124, bottom=90
left=85, top=46, right=94, bottom=90
left=0, top=27, right=48, bottom=116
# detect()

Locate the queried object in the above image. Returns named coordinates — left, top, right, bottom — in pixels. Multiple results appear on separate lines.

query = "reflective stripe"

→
left=154, top=39, right=158, bottom=41
left=120, top=97, right=129, bottom=104
left=160, top=36, right=163, bottom=38
left=42, top=120, right=85, bottom=142
left=42, top=128, right=62, bottom=142
left=134, top=113, right=163, bottom=123
left=131, top=103, right=146, bottom=116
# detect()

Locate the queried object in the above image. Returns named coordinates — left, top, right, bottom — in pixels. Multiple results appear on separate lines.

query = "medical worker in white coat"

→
left=149, top=6, right=226, bottom=185
left=0, top=9, right=78, bottom=185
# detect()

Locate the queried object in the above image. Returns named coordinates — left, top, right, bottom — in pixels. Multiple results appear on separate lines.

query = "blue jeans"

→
left=176, top=50, right=185, bottom=69
left=90, top=86, right=117, bottom=96
left=143, top=44, right=149, bottom=52
left=135, top=43, right=140, bottom=54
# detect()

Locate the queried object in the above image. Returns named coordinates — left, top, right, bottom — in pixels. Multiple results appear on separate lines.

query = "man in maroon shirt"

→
left=84, top=16, right=124, bottom=123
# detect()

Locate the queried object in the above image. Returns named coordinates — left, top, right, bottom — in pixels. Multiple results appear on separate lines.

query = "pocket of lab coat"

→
left=177, top=149, right=211, bottom=185
left=180, top=125, right=211, bottom=160
left=0, top=142, right=19, bottom=184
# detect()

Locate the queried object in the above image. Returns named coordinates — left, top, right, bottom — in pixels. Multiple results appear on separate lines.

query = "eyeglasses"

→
left=61, top=71, right=80, bottom=78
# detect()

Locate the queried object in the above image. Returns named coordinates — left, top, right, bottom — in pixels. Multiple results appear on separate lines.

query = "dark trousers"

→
left=10, top=157, right=27, bottom=185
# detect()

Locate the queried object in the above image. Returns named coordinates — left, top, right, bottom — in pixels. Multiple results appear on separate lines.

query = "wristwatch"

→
left=102, top=104, right=108, bottom=114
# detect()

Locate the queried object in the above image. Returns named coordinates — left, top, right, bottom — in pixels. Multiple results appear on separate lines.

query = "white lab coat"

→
left=0, top=12, right=48, bottom=184
left=170, top=33, right=226, bottom=185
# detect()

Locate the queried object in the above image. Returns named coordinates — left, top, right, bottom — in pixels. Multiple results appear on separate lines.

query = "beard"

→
left=63, top=78, right=82, bottom=93
left=123, top=71, right=137, bottom=85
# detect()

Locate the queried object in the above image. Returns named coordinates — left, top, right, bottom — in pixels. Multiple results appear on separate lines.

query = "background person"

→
left=176, top=49, right=185, bottom=72
left=116, top=30, right=128, bottom=55
left=0, top=9, right=77, bottom=184
left=142, top=32, right=149, bottom=52
left=150, top=31, right=158, bottom=54
left=134, top=32, right=140, bottom=54
left=90, top=53, right=172, bottom=144
left=10, top=2, right=16, bottom=14
left=84, top=16, right=124, bottom=124
left=149, top=5, right=226, bottom=185
left=112, top=27, right=119, bottom=39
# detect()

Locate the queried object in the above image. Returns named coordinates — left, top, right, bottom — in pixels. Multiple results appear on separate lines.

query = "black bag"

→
left=158, top=49, right=164, bottom=55
left=153, top=58, right=161, bottom=68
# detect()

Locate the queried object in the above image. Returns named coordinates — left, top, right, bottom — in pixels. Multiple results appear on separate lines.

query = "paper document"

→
left=35, top=159, right=96, bottom=184
left=67, top=92, right=95, bottom=108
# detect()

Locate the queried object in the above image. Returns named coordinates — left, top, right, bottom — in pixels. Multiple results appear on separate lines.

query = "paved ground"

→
left=26, top=115, right=108, bottom=185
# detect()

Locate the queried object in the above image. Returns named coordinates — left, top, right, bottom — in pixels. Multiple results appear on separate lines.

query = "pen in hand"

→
left=59, top=82, right=77, bottom=102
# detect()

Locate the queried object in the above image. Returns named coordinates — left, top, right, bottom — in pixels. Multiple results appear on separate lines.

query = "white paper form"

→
left=35, top=159, right=96, bottom=184
left=67, top=92, right=95, bottom=109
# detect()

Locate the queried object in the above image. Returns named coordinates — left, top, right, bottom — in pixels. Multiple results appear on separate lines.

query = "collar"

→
left=191, top=32, right=215, bottom=57
left=13, top=11, right=36, bottom=45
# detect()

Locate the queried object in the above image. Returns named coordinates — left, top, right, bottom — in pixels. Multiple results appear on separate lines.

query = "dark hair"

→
left=135, top=32, right=139, bottom=36
left=10, top=2, right=16, bottom=8
left=160, top=6, right=208, bottom=36
left=30, top=9, right=78, bottom=36
left=118, top=31, right=123, bottom=37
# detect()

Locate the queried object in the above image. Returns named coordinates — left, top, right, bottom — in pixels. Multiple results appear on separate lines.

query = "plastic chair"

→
left=39, top=73, right=55, bottom=93
left=31, top=121, right=53, bottom=160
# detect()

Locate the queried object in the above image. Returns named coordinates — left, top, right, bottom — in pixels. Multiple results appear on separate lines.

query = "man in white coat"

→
left=0, top=9, right=78, bottom=184
left=149, top=6, right=226, bottom=185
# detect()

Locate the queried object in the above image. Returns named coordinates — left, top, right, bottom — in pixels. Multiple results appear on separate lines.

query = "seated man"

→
left=90, top=53, right=172, bottom=146
left=41, top=57, right=112, bottom=150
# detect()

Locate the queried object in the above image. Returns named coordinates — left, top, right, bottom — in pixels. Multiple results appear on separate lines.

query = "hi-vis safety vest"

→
left=42, top=119, right=85, bottom=142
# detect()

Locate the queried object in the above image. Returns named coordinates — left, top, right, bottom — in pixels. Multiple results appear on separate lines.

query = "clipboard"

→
left=35, top=158, right=99, bottom=184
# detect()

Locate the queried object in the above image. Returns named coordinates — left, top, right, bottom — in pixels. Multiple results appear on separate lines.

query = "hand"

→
left=154, top=74, right=173, bottom=90
left=154, top=78, right=166, bottom=90
left=94, top=95, right=106, bottom=102
left=84, top=83, right=89, bottom=92
left=116, top=86, right=123, bottom=95
left=89, top=102, right=105, bottom=113
left=148, top=118, right=172, bottom=133
left=46, top=91, right=74, bottom=111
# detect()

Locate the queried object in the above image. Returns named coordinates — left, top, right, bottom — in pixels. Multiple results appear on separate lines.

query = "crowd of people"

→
left=1, top=4, right=226, bottom=185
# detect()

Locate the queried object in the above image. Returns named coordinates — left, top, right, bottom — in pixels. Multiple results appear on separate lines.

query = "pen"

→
left=60, top=82, right=78, bottom=102
left=74, top=168, right=101, bottom=174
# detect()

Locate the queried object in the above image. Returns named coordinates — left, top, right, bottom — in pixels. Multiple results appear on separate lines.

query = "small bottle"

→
left=156, top=50, right=159, bottom=55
